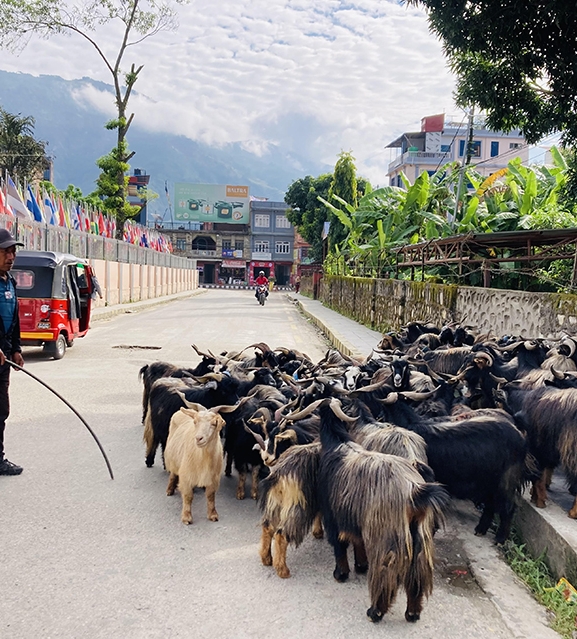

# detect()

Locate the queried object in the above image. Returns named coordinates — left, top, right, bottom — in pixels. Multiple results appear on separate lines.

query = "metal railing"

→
left=2, top=215, right=195, bottom=269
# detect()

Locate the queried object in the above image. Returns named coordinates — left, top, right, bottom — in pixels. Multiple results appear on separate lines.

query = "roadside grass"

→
left=502, top=529, right=577, bottom=639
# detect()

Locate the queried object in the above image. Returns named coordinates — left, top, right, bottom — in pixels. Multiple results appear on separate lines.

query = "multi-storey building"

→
left=159, top=185, right=294, bottom=287
left=386, top=113, right=528, bottom=187
left=250, top=201, right=294, bottom=286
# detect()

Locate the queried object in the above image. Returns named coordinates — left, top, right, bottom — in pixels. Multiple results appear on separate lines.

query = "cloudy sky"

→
left=0, top=0, right=458, bottom=186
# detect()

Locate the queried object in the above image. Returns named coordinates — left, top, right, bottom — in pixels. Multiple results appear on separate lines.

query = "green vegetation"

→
left=503, top=530, right=577, bottom=639
left=0, top=108, right=48, bottom=182
left=0, top=0, right=186, bottom=238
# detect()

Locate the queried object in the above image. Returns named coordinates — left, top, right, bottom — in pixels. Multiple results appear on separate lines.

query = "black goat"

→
left=291, top=397, right=448, bottom=623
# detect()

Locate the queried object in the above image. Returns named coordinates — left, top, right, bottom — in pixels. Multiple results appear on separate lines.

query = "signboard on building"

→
left=174, top=184, right=250, bottom=224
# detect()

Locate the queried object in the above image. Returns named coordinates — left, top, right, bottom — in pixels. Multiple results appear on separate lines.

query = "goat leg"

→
left=206, top=483, right=219, bottom=521
left=312, top=513, right=324, bottom=539
left=166, top=473, right=178, bottom=496
left=332, top=540, right=350, bottom=582
left=180, top=485, right=194, bottom=525
left=250, top=466, right=260, bottom=500
left=353, top=539, right=368, bottom=574
left=474, top=497, right=495, bottom=536
left=273, top=532, right=290, bottom=579
left=260, top=524, right=274, bottom=566
left=236, top=471, right=246, bottom=500
left=530, top=472, right=548, bottom=508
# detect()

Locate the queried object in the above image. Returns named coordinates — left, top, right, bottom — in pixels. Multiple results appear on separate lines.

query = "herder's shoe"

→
left=0, top=459, right=23, bottom=475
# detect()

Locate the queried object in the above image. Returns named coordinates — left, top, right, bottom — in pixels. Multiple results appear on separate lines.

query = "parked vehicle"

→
left=11, top=251, right=99, bottom=359
left=256, top=284, right=267, bottom=306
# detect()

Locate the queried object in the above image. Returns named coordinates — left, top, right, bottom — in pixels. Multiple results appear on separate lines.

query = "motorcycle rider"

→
left=255, top=271, right=269, bottom=299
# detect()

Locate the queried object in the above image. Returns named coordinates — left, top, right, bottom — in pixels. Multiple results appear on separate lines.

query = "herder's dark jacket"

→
left=0, top=274, right=21, bottom=356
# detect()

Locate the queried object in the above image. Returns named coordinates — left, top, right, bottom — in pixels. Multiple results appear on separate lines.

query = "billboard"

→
left=174, top=183, right=250, bottom=224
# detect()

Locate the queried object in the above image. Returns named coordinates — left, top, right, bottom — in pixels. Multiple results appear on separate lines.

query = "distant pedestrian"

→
left=295, top=277, right=301, bottom=293
left=0, top=229, right=24, bottom=476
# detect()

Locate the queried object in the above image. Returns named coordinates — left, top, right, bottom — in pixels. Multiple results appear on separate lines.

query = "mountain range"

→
left=0, top=70, right=330, bottom=212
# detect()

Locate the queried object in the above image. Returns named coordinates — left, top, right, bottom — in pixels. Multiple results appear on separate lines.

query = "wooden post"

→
left=483, top=260, right=491, bottom=288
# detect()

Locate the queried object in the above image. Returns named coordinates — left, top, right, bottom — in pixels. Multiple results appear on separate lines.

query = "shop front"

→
left=220, top=259, right=247, bottom=285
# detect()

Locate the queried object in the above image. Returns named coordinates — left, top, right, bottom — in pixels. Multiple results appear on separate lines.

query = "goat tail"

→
left=138, top=364, right=149, bottom=382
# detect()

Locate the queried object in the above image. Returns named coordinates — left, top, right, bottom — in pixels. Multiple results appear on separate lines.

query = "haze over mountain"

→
left=0, top=70, right=330, bottom=211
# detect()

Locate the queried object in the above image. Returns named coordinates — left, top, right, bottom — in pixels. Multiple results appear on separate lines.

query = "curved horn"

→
left=489, top=373, right=509, bottom=384
left=497, top=341, right=521, bottom=352
left=473, top=351, right=494, bottom=367
left=191, top=372, right=224, bottom=383
left=447, top=365, right=475, bottom=384
left=398, top=387, right=440, bottom=401
left=284, top=398, right=328, bottom=421
left=550, top=365, right=566, bottom=380
left=562, top=337, right=577, bottom=358
left=523, top=340, right=537, bottom=351
left=210, top=396, right=251, bottom=414
left=243, top=421, right=265, bottom=450
left=377, top=392, right=399, bottom=405
left=328, top=398, right=359, bottom=423
left=174, top=389, right=204, bottom=411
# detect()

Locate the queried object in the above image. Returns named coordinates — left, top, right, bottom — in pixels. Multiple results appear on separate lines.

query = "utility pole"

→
left=452, top=107, right=475, bottom=231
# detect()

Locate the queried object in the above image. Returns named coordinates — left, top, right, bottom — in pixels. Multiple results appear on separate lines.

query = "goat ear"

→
left=275, top=429, right=298, bottom=444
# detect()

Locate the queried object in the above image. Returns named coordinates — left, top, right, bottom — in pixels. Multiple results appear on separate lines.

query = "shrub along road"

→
left=0, top=289, right=556, bottom=638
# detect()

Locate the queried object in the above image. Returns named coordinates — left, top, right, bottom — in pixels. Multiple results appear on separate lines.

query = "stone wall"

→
left=317, top=275, right=577, bottom=338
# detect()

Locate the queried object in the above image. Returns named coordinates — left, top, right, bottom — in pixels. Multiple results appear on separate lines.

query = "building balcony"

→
left=189, top=249, right=218, bottom=258
left=388, top=151, right=449, bottom=173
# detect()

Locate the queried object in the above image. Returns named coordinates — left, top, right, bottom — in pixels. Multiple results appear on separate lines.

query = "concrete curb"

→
left=91, top=288, right=207, bottom=323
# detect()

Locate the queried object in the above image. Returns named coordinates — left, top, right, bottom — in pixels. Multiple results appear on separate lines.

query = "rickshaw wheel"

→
left=44, top=334, right=67, bottom=360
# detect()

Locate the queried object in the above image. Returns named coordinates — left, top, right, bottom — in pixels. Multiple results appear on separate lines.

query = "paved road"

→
left=0, top=290, right=557, bottom=638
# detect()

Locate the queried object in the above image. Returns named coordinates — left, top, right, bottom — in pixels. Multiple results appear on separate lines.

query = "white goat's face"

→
left=194, top=413, right=225, bottom=447
left=344, top=366, right=361, bottom=390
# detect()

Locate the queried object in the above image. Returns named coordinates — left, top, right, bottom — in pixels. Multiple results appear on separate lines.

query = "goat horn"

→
left=211, top=396, right=250, bottom=414
left=447, top=365, right=475, bottom=384
left=550, top=365, right=566, bottom=380
left=191, top=372, right=224, bottom=383
left=174, top=389, right=204, bottom=411
left=350, top=377, right=391, bottom=393
left=562, top=338, right=577, bottom=358
left=284, top=398, right=327, bottom=420
left=398, top=387, right=440, bottom=401
left=378, top=392, right=399, bottom=405
left=524, top=340, right=537, bottom=351
left=497, top=341, right=520, bottom=352
left=489, top=373, right=509, bottom=384
left=243, top=421, right=266, bottom=450
left=328, top=398, right=358, bottom=423
left=473, top=352, right=494, bottom=367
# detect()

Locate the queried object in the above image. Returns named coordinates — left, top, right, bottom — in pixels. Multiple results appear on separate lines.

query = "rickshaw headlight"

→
left=40, top=304, right=50, bottom=314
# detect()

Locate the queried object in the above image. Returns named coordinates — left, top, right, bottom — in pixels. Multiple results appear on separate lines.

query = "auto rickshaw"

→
left=11, top=250, right=99, bottom=359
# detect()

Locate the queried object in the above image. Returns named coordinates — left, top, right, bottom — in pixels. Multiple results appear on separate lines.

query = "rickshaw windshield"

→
left=12, top=266, right=57, bottom=299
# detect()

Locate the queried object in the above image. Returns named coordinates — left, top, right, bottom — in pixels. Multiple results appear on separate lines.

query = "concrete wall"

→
left=89, top=259, right=198, bottom=307
left=309, top=274, right=577, bottom=338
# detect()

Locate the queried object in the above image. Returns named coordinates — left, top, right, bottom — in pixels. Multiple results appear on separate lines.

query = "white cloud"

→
left=0, top=0, right=458, bottom=186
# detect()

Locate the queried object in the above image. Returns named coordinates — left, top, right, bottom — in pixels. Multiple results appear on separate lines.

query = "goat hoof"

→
left=236, top=493, right=245, bottom=500
left=261, top=556, right=273, bottom=567
left=367, top=607, right=384, bottom=623
left=312, top=530, right=324, bottom=540
left=276, top=567, right=290, bottom=579
left=182, top=519, right=192, bottom=525
left=208, top=514, right=219, bottom=522
left=405, top=611, right=420, bottom=623
left=145, top=460, right=154, bottom=468
left=355, top=562, right=368, bottom=574
left=474, top=525, right=488, bottom=537
left=333, top=568, right=349, bottom=583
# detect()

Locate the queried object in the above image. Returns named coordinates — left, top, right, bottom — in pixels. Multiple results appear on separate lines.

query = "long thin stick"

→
left=7, top=359, right=114, bottom=480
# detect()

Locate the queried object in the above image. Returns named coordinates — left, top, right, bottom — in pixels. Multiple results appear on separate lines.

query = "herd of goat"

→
left=138, top=323, right=577, bottom=624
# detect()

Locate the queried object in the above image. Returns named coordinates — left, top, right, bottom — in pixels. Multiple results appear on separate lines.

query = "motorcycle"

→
left=256, top=284, right=268, bottom=306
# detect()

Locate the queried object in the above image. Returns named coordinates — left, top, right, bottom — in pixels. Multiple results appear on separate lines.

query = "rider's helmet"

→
left=259, top=271, right=265, bottom=276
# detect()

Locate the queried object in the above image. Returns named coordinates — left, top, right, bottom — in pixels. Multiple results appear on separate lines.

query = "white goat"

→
left=164, top=404, right=225, bottom=525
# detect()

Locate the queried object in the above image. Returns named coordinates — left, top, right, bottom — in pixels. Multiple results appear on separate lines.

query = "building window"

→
left=222, top=239, right=232, bottom=250
left=509, top=142, right=522, bottom=149
left=459, top=140, right=481, bottom=157
left=491, top=141, right=499, bottom=157
left=254, top=214, right=270, bottom=228
left=276, top=215, right=291, bottom=229
left=440, top=144, right=451, bottom=153
left=255, top=240, right=269, bottom=252
left=176, top=239, right=186, bottom=251
left=235, top=240, right=244, bottom=251
left=275, top=241, right=291, bottom=254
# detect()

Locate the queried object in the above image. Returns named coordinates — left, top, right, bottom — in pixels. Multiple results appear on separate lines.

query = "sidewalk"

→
left=289, top=291, right=577, bottom=601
